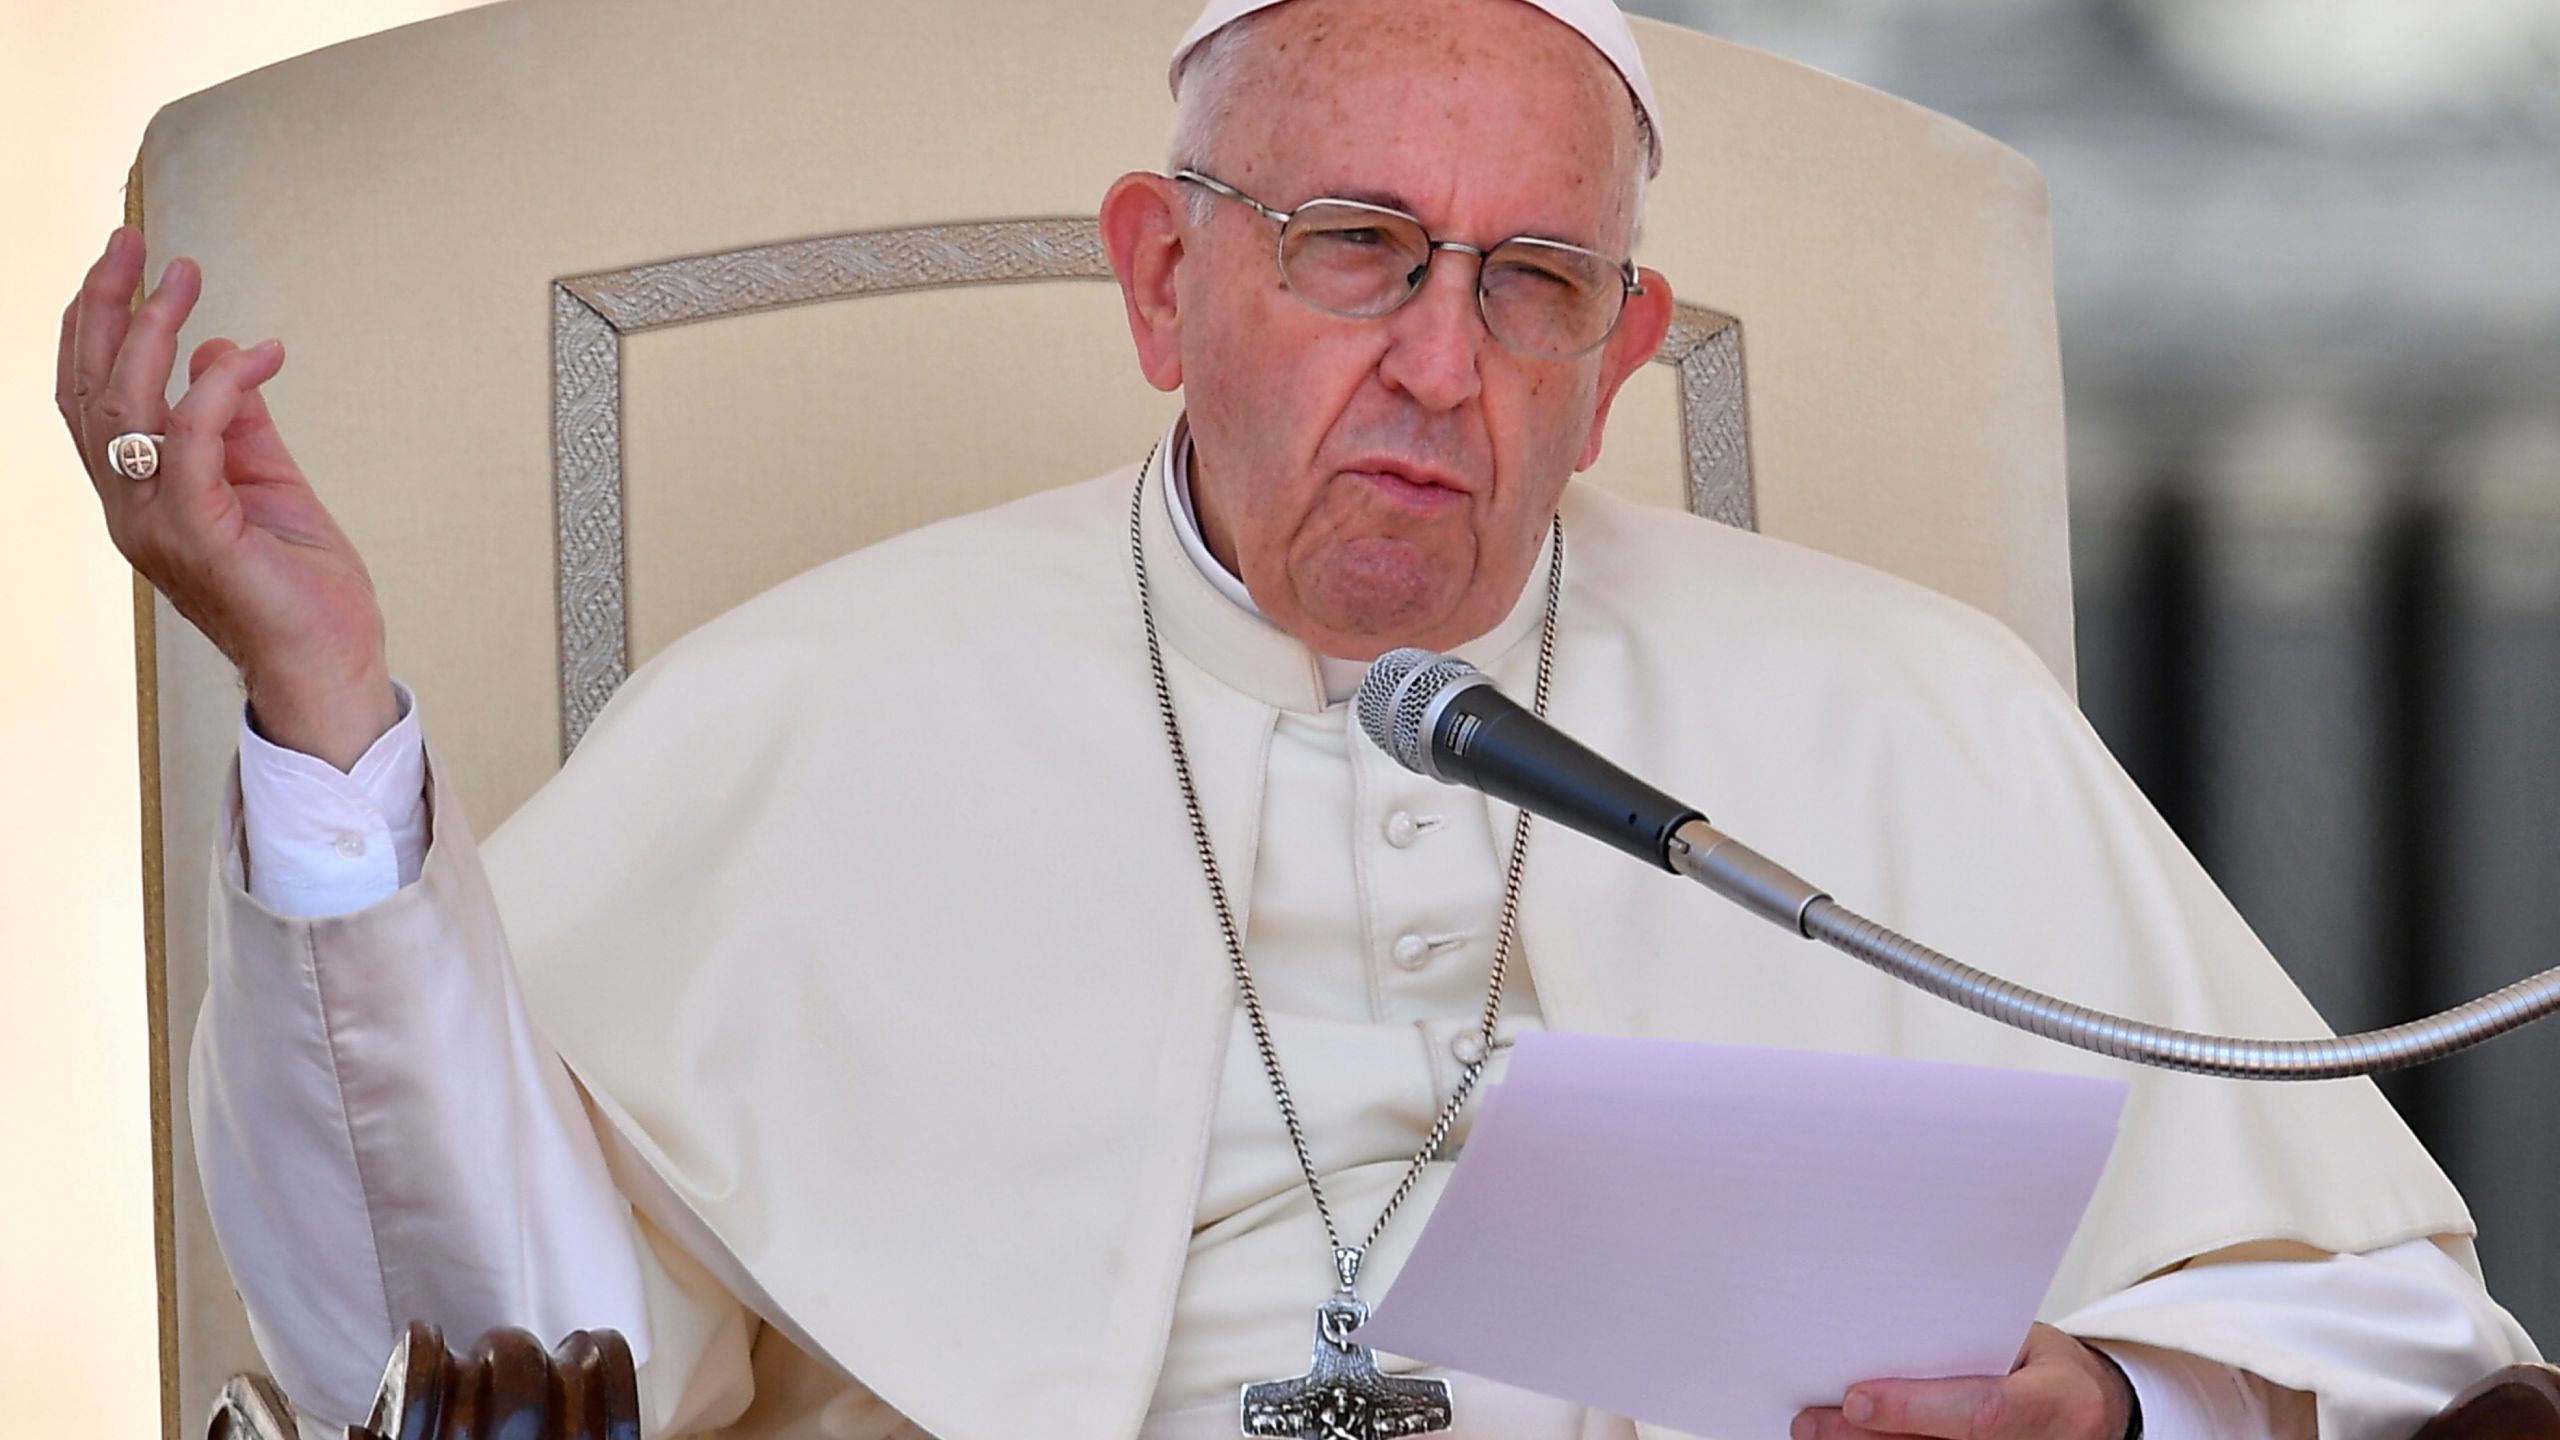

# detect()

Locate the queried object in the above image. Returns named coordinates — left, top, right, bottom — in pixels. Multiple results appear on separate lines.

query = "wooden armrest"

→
left=2410, top=1363, right=2560, bottom=1440
left=206, top=1323, right=637, bottom=1440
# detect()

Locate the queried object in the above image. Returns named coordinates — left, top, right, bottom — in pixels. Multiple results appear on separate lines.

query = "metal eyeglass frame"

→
left=1174, top=168, right=1644, bottom=360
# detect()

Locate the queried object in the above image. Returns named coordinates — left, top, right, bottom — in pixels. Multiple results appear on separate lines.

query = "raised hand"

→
left=59, top=226, right=399, bottom=769
left=1792, top=1324, right=2137, bottom=1440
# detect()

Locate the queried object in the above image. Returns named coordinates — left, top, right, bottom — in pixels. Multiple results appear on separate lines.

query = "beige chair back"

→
left=130, top=0, right=2071, bottom=1428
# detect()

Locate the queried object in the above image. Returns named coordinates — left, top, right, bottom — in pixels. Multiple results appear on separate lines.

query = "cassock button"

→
left=1384, top=811, right=1422, bottom=848
left=1451, top=1031, right=1489, bottom=1066
left=334, top=833, right=367, bottom=860
left=1391, top=933, right=1433, bottom=969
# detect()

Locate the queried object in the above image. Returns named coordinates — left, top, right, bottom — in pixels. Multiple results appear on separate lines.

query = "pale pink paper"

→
left=1358, top=1032, right=2128, bottom=1440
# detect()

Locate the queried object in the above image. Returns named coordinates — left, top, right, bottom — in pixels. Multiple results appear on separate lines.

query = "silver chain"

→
left=1129, top=457, right=1562, bottom=1295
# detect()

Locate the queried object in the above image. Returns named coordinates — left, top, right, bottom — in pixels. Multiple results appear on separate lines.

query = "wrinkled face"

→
left=1174, top=0, right=1660, bottom=659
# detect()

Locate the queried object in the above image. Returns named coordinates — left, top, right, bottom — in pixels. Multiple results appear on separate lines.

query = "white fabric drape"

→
left=197, top=424, right=2534, bottom=1437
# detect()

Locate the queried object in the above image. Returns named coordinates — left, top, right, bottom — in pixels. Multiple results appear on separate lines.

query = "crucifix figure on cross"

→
left=1238, top=1296, right=1456, bottom=1439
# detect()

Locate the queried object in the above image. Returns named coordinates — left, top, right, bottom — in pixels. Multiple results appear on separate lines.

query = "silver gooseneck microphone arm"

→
left=1358, top=646, right=2560, bottom=1081
left=1667, top=818, right=2560, bottom=1080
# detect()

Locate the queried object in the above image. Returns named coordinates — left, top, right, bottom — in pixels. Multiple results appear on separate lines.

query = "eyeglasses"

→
left=1175, top=169, right=1643, bottom=361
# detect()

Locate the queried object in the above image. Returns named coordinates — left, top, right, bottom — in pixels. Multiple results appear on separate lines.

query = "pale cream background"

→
left=0, top=6, right=495, bottom=1434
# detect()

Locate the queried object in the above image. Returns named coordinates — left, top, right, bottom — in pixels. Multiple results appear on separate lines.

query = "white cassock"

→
left=196, top=421, right=2537, bottom=1439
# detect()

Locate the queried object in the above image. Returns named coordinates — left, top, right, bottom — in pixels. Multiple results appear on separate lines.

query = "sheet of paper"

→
left=1358, top=1032, right=2128, bottom=1440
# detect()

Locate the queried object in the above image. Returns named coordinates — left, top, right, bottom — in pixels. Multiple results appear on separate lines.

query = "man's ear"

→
left=1576, top=266, right=1674, bottom=471
left=1101, top=172, right=1187, bottom=393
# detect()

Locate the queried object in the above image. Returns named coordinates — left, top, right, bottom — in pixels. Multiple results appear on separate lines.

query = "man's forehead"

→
left=1171, top=0, right=1664, bottom=178
left=1218, top=57, right=1638, bottom=253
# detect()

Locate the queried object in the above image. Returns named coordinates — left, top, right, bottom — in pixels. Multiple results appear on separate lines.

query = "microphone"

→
left=1355, top=647, right=2560, bottom=1079
left=1355, top=648, right=1702, bottom=870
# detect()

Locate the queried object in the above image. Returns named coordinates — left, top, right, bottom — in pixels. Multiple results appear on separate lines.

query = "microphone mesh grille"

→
left=1356, top=647, right=1481, bottom=773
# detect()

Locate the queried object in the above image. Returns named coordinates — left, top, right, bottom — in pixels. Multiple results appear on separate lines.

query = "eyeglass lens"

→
left=1277, top=201, right=1626, bottom=358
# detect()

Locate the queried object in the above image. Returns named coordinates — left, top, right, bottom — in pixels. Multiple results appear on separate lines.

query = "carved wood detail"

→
left=206, top=1324, right=638, bottom=1440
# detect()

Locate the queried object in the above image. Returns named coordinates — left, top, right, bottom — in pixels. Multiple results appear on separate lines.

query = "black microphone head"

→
left=1357, top=647, right=1482, bottom=774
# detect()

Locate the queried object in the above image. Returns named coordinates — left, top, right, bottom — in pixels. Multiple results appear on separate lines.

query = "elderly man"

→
left=59, top=0, right=2535, bottom=1437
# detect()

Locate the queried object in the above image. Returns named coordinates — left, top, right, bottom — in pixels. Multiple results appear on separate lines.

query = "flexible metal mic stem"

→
left=1361, top=647, right=2560, bottom=1080
left=1669, top=819, right=2560, bottom=1079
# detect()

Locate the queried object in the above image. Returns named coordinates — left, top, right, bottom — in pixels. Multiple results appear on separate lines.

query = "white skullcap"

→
left=1169, top=0, right=1664, bottom=177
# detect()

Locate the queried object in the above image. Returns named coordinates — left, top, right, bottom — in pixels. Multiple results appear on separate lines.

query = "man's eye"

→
left=1315, top=227, right=1391, bottom=248
left=1488, top=260, right=1575, bottom=291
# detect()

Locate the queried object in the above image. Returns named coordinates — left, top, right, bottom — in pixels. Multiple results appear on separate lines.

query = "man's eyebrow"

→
left=1318, top=186, right=1600, bottom=250
left=1323, top=185, right=1422, bottom=215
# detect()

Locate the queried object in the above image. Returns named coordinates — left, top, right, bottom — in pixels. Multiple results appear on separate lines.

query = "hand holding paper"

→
left=1357, top=1033, right=2128, bottom=1440
left=1788, top=1320, right=2138, bottom=1440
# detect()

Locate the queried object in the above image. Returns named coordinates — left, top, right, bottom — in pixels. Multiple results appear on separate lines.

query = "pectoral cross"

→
left=1238, top=1296, right=1453, bottom=1439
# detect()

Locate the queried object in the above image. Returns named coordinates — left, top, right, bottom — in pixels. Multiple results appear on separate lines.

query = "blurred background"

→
left=1625, top=0, right=2560, bottom=1349
left=4, top=0, right=2553, bottom=1433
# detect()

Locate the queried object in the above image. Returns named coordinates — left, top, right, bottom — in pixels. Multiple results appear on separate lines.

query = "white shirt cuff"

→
left=238, top=681, right=429, bottom=918
left=2090, top=1337, right=2300, bottom=1439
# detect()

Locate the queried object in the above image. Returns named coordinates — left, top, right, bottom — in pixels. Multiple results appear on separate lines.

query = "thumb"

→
left=189, top=337, right=298, bottom=478
left=159, top=339, right=285, bottom=501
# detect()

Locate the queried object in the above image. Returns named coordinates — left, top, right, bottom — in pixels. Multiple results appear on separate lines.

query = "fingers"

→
left=68, top=227, right=147, bottom=453
left=188, top=336, right=235, bottom=382
left=99, top=255, right=203, bottom=454
left=161, top=339, right=287, bottom=502
left=187, top=337, right=306, bottom=488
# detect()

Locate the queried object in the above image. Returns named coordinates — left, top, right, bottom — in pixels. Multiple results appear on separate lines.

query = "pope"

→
left=55, top=0, right=2538, bottom=1437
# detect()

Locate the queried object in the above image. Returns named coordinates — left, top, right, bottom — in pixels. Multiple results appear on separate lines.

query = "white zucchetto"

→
left=1169, top=0, right=1665, bottom=176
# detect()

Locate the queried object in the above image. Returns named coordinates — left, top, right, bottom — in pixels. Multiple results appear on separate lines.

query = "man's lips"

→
left=1343, top=460, right=1473, bottom=511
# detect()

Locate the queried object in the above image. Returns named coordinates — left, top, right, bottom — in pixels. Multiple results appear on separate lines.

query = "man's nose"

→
left=1375, top=247, right=1487, bottom=411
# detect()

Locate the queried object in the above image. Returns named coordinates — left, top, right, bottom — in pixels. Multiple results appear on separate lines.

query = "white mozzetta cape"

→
left=485, top=457, right=2470, bottom=1440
